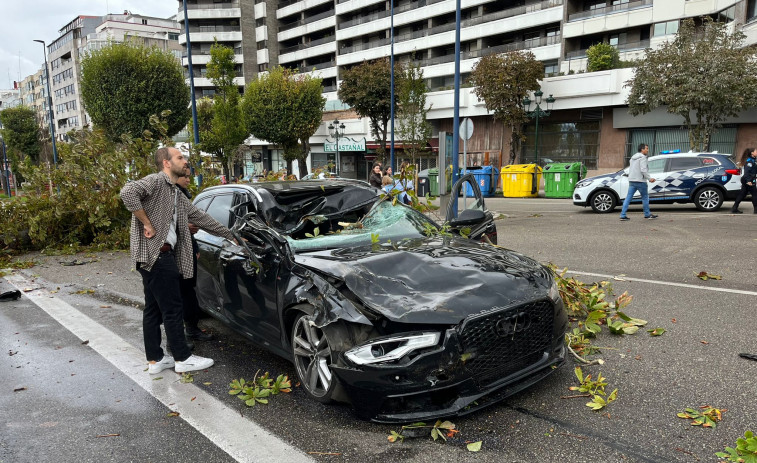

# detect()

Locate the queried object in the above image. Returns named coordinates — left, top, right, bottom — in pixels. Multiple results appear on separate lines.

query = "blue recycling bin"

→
left=464, top=166, right=495, bottom=197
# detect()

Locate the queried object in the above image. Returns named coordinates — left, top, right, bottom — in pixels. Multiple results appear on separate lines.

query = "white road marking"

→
left=4, top=273, right=313, bottom=463
left=568, top=270, right=757, bottom=296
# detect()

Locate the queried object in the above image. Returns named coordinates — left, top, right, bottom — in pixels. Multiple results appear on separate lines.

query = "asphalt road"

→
left=2, top=197, right=755, bottom=463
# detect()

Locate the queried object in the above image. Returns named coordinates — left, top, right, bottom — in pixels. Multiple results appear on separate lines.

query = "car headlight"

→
left=575, top=180, right=592, bottom=189
left=549, top=277, right=561, bottom=303
left=345, top=332, right=440, bottom=365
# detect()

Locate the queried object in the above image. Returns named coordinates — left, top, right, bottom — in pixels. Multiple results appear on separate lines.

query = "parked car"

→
left=191, top=176, right=567, bottom=422
left=573, top=152, right=742, bottom=213
left=301, top=172, right=341, bottom=180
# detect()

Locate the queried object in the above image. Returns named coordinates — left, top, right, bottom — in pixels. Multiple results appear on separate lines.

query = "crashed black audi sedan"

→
left=192, top=175, right=568, bottom=422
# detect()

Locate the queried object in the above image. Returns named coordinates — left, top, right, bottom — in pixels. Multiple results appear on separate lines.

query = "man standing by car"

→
left=619, top=144, right=658, bottom=221
left=730, top=147, right=757, bottom=214
left=120, top=147, right=236, bottom=375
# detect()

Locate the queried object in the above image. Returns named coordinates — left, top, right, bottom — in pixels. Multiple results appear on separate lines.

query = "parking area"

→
left=5, top=197, right=756, bottom=462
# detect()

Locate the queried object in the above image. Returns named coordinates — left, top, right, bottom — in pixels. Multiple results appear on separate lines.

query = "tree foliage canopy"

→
left=198, top=41, right=247, bottom=179
left=80, top=41, right=190, bottom=141
left=242, top=66, right=325, bottom=178
left=626, top=17, right=757, bottom=151
left=0, top=105, right=41, bottom=169
left=338, top=59, right=399, bottom=163
left=587, top=42, right=620, bottom=72
left=396, top=63, right=432, bottom=166
left=469, top=51, right=543, bottom=164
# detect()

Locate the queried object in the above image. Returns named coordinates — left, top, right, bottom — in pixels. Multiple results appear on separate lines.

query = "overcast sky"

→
left=0, top=0, right=179, bottom=89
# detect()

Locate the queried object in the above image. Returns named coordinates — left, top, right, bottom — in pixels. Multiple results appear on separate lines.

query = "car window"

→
left=648, top=159, right=666, bottom=174
left=701, top=157, right=721, bottom=166
left=669, top=157, right=702, bottom=171
left=193, top=196, right=212, bottom=212
left=205, top=194, right=234, bottom=227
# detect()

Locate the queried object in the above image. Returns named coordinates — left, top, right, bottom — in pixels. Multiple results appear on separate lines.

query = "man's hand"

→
left=188, top=223, right=200, bottom=235
left=143, top=224, right=156, bottom=238
left=649, top=178, right=656, bottom=183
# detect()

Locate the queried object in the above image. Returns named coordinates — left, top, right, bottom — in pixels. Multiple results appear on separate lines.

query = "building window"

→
left=258, top=63, right=268, bottom=72
left=749, top=0, right=757, bottom=21
left=544, top=61, right=558, bottom=77
left=256, top=18, right=266, bottom=28
left=142, top=19, right=148, bottom=25
left=257, top=40, right=267, bottom=50
left=652, top=20, right=679, bottom=37
left=168, top=33, right=179, bottom=41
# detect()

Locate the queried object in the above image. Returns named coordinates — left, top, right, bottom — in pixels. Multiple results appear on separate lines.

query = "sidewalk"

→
left=17, top=250, right=144, bottom=306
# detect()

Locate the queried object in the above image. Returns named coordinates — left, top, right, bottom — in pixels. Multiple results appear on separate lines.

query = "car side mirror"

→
left=449, top=209, right=485, bottom=227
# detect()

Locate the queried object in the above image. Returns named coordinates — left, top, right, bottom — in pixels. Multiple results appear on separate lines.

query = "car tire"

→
left=694, top=186, right=724, bottom=212
left=589, top=190, right=617, bottom=213
left=291, top=311, right=337, bottom=403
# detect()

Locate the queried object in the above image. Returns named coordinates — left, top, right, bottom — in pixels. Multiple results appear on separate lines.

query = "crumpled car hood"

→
left=293, top=238, right=552, bottom=325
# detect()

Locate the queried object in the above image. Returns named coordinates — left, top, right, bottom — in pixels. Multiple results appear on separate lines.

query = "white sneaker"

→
left=148, top=355, right=175, bottom=375
left=175, top=354, right=214, bottom=373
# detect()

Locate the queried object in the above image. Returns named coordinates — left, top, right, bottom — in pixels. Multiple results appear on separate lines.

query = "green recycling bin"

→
left=543, top=162, right=587, bottom=198
left=428, top=168, right=439, bottom=196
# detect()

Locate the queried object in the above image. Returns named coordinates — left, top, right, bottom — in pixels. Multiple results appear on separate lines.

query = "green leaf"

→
left=648, top=327, right=666, bottom=336
left=467, top=441, right=482, bottom=452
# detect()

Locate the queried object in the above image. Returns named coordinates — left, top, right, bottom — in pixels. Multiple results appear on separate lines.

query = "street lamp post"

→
left=328, top=119, right=345, bottom=175
left=33, top=39, right=58, bottom=167
left=522, top=90, right=555, bottom=165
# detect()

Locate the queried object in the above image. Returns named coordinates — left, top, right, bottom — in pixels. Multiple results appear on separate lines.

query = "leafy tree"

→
left=0, top=106, right=41, bottom=170
left=242, top=66, right=325, bottom=178
left=469, top=51, right=543, bottom=164
left=201, top=41, right=248, bottom=179
left=338, top=59, right=399, bottom=165
left=587, top=42, right=620, bottom=72
left=396, top=63, right=432, bottom=167
left=80, top=41, right=190, bottom=141
left=626, top=17, right=757, bottom=151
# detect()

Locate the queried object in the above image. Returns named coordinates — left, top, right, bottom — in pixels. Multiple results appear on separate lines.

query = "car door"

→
left=218, top=205, right=283, bottom=349
left=623, top=158, right=666, bottom=202
left=445, top=173, right=498, bottom=244
left=661, top=156, right=704, bottom=201
left=194, top=192, right=236, bottom=314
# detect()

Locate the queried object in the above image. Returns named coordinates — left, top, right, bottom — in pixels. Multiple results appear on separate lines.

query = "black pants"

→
left=732, top=182, right=757, bottom=212
left=181, top=276, right=201, bottom=330
left=138, top=252, right=191, bottom=362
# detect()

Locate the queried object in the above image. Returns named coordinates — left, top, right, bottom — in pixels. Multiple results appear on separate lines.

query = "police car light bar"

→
left=660, top=150, right=681, bottom=154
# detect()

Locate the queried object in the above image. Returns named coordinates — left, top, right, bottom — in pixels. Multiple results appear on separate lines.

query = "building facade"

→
left=18, top=67, right=50, bottom=133
left=178, top=0, right=757, bottom=179
left=45, top=13, right=181, bottom=141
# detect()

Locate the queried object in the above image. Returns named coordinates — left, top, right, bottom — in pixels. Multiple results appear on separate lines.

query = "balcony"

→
left=568, top=0, right=652, bottom=22
left=185, top=1, right=240, bottom=9
left=279, top=9, right=335, bottom=32
left=280, top=35, right=336, bottom=54
left=564, top=39, right=649, bottom=60
left=419, top=35, right=561, bottom=67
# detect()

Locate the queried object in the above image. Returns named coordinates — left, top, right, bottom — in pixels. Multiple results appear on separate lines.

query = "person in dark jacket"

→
left=731, top=147, right=757, bottom=214
left=369, top=162, right=383, bottom=188
left=176, top=173, right=214, bottom=342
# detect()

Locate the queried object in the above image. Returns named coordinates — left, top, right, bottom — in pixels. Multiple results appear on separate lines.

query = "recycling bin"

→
left=464, top=166, right=496, bottom=197
left=416, top=169, right=430, bottom=197
left=500, top=164, right=542, bottom=198
left=543, top=162, right=587, bottom=198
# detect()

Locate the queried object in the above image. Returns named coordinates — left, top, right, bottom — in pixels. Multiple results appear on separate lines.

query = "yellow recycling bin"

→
left=500, top=164, right=542, bottom=198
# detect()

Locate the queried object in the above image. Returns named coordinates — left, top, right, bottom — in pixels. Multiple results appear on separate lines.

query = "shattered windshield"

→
left=286, top=201, right=438, bottom=252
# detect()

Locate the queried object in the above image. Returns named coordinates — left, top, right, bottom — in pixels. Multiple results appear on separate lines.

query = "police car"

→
left=573, top=152, right=742, bottom=213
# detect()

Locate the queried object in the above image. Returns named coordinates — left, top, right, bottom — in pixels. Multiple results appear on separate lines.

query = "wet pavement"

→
left=2, top=198, right=756, bottom=462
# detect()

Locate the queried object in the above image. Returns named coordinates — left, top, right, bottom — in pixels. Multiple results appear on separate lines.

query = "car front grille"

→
left=457, top=300, right=554, bottom=387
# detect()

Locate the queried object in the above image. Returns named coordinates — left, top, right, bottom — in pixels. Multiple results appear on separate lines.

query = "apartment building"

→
left=18, top=67, right=50, bottom=132
left=179, top=0, right=757, bottom=179
left=45, top=13, right=181, bottom=141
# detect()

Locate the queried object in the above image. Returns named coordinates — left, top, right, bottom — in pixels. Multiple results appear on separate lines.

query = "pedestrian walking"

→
left=175, top=173, right=213, bottom=343
left=730, top=147, right=757, bottom=214
left=619, top=143, right=658, bottom=221
left=120, top=147, right=236, bottom=375
left=369, top=162, right=383, bottom=189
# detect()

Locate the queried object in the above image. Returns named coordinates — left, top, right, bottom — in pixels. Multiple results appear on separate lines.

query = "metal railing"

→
left=280, top=35, right=336, bottom=55
left=565, top=39, right=649, bottom=60
left=568, top=0, right=652, bottom=22
left=186, top=1, right=240, bottom=9
left=279, top=9, right=335, bottom=32
left=418, top=35, right=560, bottom=67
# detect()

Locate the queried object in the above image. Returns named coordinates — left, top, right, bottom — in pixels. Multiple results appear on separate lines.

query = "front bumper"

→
left=332, top=299, right=569, bottom=423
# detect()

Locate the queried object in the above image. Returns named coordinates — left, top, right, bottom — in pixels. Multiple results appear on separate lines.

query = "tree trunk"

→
left=298, top=142, right=310, bottom=179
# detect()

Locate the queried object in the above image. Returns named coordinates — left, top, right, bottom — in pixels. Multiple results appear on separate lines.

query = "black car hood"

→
left=293, top=238, right=552, bottom=325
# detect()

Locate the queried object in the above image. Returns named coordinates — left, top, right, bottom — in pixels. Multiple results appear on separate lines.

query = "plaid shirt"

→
left=120, top=172, right=235, bottom=277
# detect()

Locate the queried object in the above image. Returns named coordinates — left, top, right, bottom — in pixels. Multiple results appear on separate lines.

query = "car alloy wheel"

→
left=590, top=191, right=616, bottom=213
left=694, top=186, right=723, bottom=212
left=292, top=312, right=336, bottom=402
